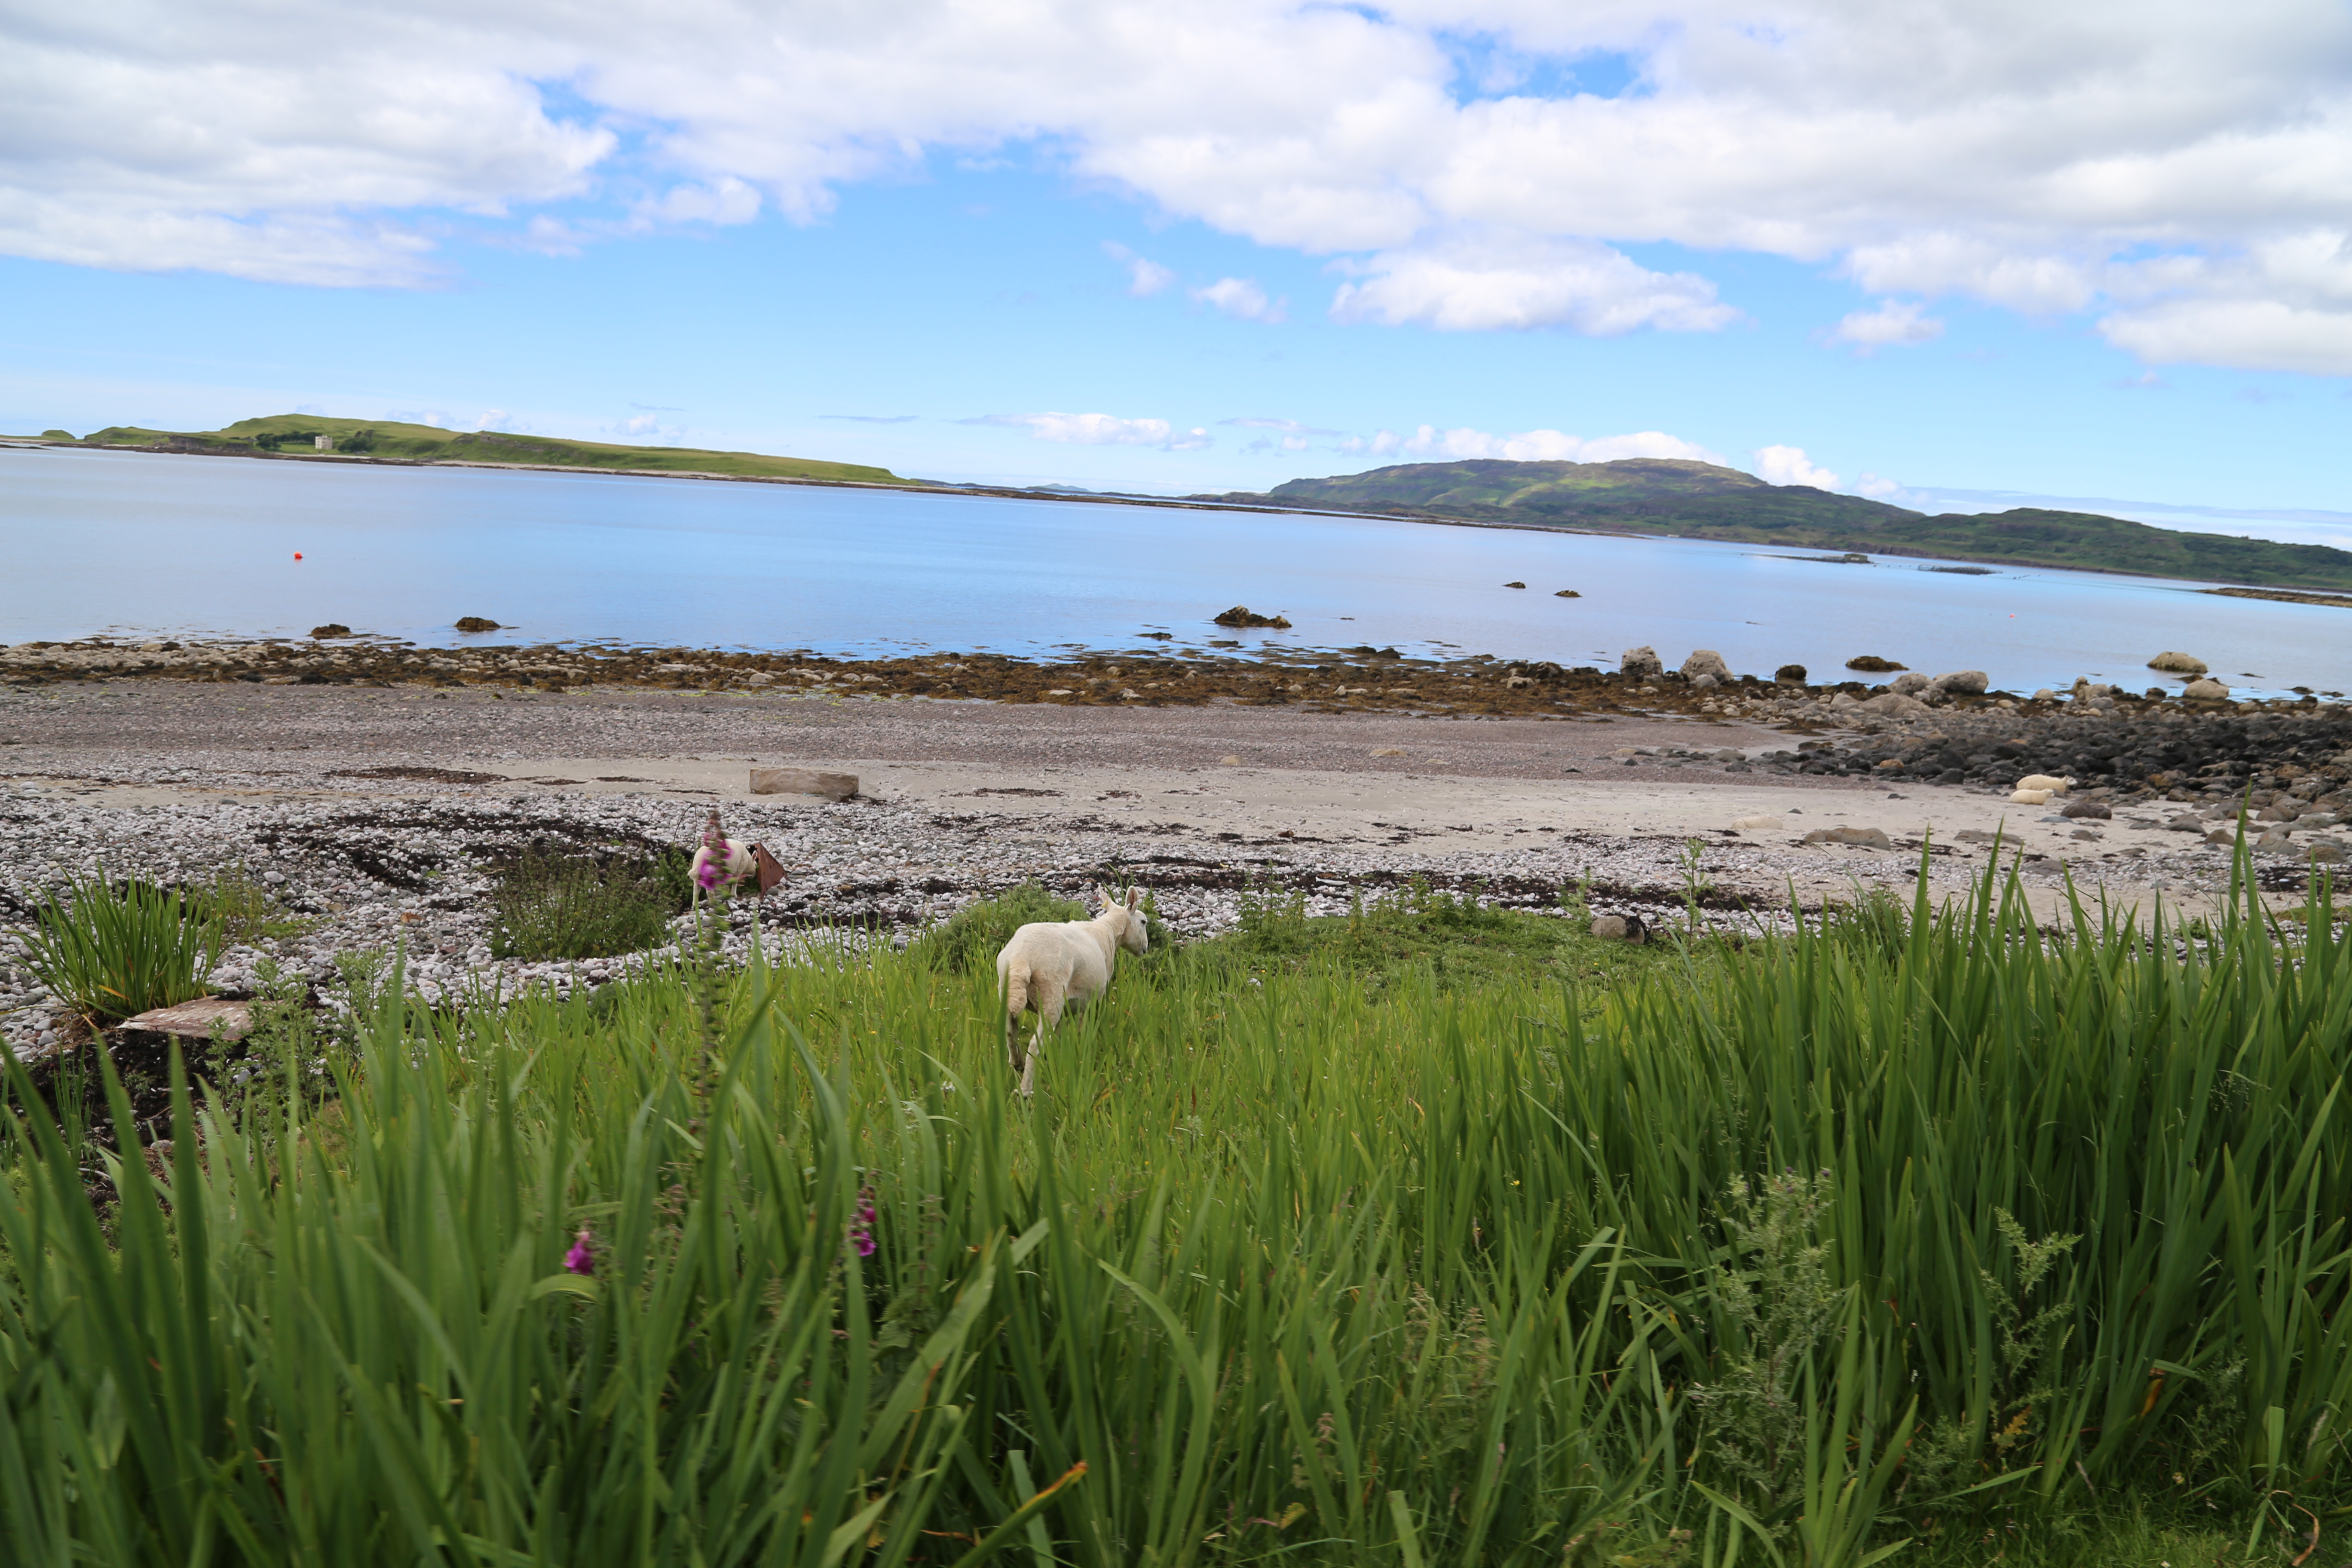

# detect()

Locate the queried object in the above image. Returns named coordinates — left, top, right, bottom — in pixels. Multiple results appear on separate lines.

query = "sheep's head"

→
left=1098, top=885, right=1150, bottom=955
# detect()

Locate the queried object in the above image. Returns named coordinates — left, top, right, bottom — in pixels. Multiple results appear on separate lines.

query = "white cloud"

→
left=12, top=1, right=2352, bottom=367
left=1851, top=473, right=1908, bottom=499
left=1829, top=299, right=1944, bottom=352
left=1103, top=241, right=1175, bottom=297
left=965, top=411, right=1211, bottom=450
left=1191, top=276, right=1286, bottom=322
left=1331, top=234, right=1735, bottom=334
left=1753, top=444, right=1841, bottom=490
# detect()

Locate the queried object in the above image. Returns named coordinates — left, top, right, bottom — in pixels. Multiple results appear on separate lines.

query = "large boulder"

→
left=1620, top=646, right=1664, bottom=678
left=2148, top=651, right=2208, bottom=674
left=1890, top=671, right=1932, bottom=695
left=750, top=766, right=858, bottom=801
left=1774, top=663, right=1808, bottom=684
left=1857, top=691, right=1931, bottom=716
left=1931, top=670, right=1989, bottom=695
left=1679, top=649, right=1731, bottom=681
left=2183, top=678, right=2231, bottom=701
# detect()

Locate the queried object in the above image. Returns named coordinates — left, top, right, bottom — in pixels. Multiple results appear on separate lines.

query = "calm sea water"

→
left=3, top=444, right=2344, bottom=701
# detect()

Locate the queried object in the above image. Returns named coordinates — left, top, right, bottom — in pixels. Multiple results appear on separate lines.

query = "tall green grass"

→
left=16, top=870, right=221, bottom=1024
left=4, top=863, right=2351, bottom=1565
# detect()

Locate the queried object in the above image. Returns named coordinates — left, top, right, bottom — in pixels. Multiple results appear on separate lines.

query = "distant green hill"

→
left=1195, top=458, right=2352, bottom=592
left=71, top=414, right=906, bottom=486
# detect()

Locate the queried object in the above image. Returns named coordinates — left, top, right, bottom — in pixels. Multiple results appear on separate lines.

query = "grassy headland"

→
left=1197, top=457, right=2352, bottom=592
left=68, top=412, right=906, bottom=485
left=5, top=863, right=2348, bottom=1565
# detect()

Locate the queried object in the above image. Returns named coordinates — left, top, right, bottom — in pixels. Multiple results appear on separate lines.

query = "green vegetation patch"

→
left=484, top=845, right=694, bottom=961
left=9, top=864, right=2352, bottom=1565
left=78, top=411, right=908, bottom=485
left=1202, top=456, right=2352, bottom=591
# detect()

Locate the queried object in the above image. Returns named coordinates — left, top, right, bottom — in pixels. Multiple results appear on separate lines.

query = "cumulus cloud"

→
left=964, top=411, right=1211, bottom=450
left=1103, top=241, right=1175, bottom=297
left=1829, top=299, right=1944, bottom=352
left=1191, top=276, right=1286, bottom=322
left=12, top=0, right=2352, bottom=366
left=1332, top=235, right=1735, bottom=334
left=1753, top=445, right=1841, bottom=490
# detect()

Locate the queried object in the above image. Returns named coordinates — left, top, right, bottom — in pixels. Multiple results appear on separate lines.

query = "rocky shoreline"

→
left=6, top=637, right=2347, bottom=1064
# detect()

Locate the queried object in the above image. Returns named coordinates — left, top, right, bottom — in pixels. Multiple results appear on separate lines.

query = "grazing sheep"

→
left=996, top=887, right=1148, bottom=1097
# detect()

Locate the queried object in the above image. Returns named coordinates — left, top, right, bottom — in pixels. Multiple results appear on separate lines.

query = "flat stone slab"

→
left=117, top=997, right=254, bottom=1042
left=750, top=766, right=858, bottom=801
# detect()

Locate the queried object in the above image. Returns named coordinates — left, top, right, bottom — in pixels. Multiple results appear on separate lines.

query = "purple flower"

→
left=563, top=1228, right=595, bottom=1276
left=847, top=1184, right=878, bottom=1257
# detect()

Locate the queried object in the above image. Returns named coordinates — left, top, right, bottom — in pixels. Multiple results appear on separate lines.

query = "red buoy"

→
left=294, top=552, right=303, bottom=560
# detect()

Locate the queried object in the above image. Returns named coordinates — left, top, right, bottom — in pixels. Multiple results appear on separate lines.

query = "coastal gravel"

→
left=4, top=677, right=2341, bottom=1061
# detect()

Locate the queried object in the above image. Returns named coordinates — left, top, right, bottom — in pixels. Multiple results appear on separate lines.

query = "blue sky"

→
left=6, top=0, right=2351, bottom=543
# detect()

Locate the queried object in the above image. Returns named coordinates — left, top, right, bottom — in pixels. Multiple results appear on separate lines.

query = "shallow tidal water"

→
left=3, top=444, right=2346, bottom=701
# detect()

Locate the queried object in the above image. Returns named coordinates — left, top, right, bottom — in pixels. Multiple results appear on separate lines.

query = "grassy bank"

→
left=4, top=866, right=2350, bottom=1565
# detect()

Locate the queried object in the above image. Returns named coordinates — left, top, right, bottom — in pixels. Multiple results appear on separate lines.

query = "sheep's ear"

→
left=1125, top=888, right=1142, bottom=909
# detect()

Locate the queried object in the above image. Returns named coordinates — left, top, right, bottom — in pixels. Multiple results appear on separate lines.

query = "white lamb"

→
left=995, top=888, right=1149, bottom=1097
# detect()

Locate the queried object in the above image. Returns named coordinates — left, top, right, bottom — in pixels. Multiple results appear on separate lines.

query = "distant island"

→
left=1194, top=458, right=2352, bottom=593
left=63, top=413, right=906, bottom=486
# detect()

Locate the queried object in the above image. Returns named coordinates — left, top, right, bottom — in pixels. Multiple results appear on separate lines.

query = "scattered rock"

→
left=1931, top=670, right=1990, bottom=695
left=2061, top=799, right=2112, bottom=820
left=2183, top=678, right=2231, bottom=701
left=748, top=766, right=858, bottom=802
left=1554, top=589, right=1580, bottom=598
left=1846, top=655, right=1907, bottom=672
left=1590, top=913, right=1647, bottom=943
left=453, top=616, right=502, bottom=633
left=1731, top=815, right=1782, bottom=830
left=1775, top=664, right=1808, bottom=684
left=1213, top=606, right=1291, bottom=629
left=1370, top=747, right=1406, bottom=757
left=1954, top=829, right=2000, bottom=844
left=2205, top=827, right=2240, bottom=846
left=2311, top=842, right=2346, bottom=864
left=1803, top=826, right=1893, bottom=849
left=1713, top=748, right=1746, bottom=762
left=2148, top=651, right=2208, bottom=674
left=116, top=997, right=254, bottom=1043
left=1890, top=671, right=1933, bottom=695
left=1620, top=646, right=1664, bottom=679
left=2070, top=828, right=2103, bottom=841
left=1692, top=673, right=1720, bottom=689
left=2031, top=688, right=2057, bottom=702
left=1680, top=649, right=1732, bottom=681
left=2166, top=814, right=2205, bottom=831
left=1857, top=692, right=1931, bottom=717
left=309, top=623, right=352, bottom=639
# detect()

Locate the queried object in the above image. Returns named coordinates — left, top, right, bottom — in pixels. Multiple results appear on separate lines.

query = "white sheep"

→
left=996, top=887, right=1149, bottom=1097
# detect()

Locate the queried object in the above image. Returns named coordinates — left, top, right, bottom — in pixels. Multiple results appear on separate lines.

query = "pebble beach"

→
left=6, top=643, right=2348, bottom=1061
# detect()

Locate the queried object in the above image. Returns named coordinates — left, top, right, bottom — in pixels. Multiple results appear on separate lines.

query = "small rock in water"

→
left=1845, top=654, right=1906, bottom=672
left=1502, top=581, right=1526, bottom=589
left=2147, top=651, right=2208, bottom=674
left=1554, top=588, right=1580, bottom=598
left=454, top=616, right=503, bottom=632
left=1775, top=663, right=1808, bottom=685
left=309, top=623, right=352, bottom=639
